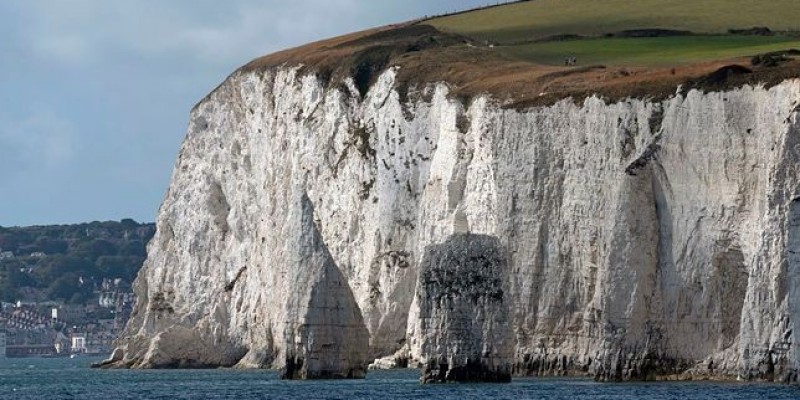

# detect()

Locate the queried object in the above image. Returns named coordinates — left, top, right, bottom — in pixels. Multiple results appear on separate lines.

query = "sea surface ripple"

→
left=0, top=357, right=798, bottom=399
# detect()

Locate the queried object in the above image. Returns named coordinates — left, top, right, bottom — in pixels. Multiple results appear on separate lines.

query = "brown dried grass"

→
left=238, top=22, right=800, bottom=109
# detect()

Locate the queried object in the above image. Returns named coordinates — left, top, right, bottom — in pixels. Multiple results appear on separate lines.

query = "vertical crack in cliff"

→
left=625, top=133, right=663, bottom=176
left=224, top=267, right=247, bottom=292
left=595, top=164, right=665, bottom=381
left=207, top=181, right=231, bottom=236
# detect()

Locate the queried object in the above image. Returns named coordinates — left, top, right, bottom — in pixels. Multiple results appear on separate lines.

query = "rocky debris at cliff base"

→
left=368, top=349, right=411, bottom=370
left=282, top=355, right=366, bottom=380
left=422, top=358, right=512, bottom=384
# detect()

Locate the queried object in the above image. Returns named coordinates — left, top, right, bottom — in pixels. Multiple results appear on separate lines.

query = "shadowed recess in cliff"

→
left=593, top=166, right=664, bottom=381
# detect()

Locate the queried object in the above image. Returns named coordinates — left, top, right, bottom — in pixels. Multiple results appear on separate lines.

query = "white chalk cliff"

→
left=107, top=65, right=800, bottom=383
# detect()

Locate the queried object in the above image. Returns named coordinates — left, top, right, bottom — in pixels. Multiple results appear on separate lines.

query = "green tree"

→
left=0, top=262, right=30, bottom=302
left=119, top=240, right=146, bottom=257
left=33, top=237, right=69, bottom=254
left=96, top=255, right=143, bottom=281
left=47, top=273, right=85, bottom=302
left=120, top=218, right=139, bottom=228
left=73, top=239, right=118, bottom=260
left=33, top=255, right=94, bottom=286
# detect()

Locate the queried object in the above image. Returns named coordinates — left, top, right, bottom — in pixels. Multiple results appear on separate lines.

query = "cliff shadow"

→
left=281, top=193, right=370, bottom=380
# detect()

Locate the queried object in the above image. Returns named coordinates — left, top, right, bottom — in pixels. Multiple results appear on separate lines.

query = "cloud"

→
left=0, top=111, right=77, bottom=171
left=10, top=0, right=371, bottom=69
left=0, top=0, right=491, bottom=225
left=33, top=34, right=93, bottom=65
left=164, top=1, right=362, bottom=63
left=6, top=0, right=491, bottom=68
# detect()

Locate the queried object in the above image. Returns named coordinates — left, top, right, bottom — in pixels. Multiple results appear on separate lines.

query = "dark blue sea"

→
left=0, top=356, right=798, bottom=399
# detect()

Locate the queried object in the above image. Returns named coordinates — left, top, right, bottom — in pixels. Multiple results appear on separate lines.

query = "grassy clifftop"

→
left=243, top=0, right=800, bottom=107
left=429, top=0, right=800, bottom=42
left=427, top=0, right=800, bottom=67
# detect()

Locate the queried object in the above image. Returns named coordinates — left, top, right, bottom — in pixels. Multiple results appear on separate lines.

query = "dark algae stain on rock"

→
left=416, top=234, right=513, bottom=383
left=423, top=358, right=512, bottom=384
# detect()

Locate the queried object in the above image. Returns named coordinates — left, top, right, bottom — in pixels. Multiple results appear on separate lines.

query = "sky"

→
left=0, top=0, right=493, bottom=227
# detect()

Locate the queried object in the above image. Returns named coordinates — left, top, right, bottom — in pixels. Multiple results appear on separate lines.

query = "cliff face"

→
left=109, top=65, right=800, bottom=382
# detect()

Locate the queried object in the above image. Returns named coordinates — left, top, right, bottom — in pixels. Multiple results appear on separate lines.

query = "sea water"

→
left=0, top=357, right=798, bottom=399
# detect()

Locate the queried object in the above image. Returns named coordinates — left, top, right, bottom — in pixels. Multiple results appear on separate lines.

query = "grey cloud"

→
left=17, top=0, right=371, bottom=67
left=0, top=0, right=489, bottom=225
left=0, top=111, right=76, bottom=171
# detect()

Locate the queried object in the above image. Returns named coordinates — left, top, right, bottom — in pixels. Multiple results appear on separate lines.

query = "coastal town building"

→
left=70, top=334, right=87, bottom=353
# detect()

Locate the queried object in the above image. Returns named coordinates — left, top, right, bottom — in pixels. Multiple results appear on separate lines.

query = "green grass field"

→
left=429, top=0, right=800, bottom=43
left=504, top=35, right=800, bottom=67
left=426, top=0, right=800, bottom=67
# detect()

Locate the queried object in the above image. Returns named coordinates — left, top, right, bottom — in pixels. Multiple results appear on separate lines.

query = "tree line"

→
left=0, top=219, right=155, bottom=304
